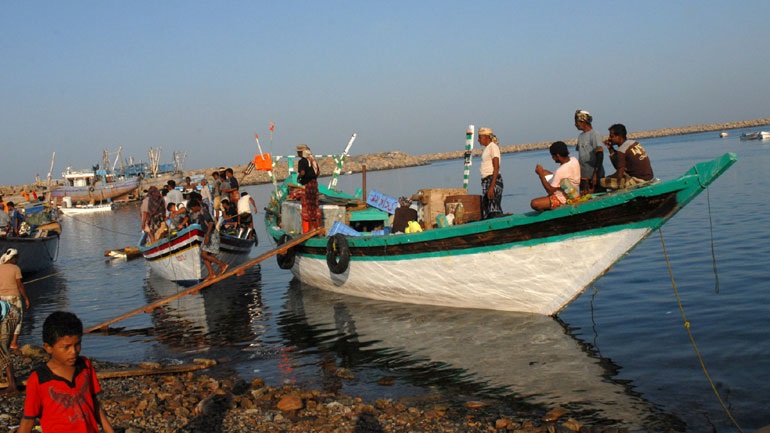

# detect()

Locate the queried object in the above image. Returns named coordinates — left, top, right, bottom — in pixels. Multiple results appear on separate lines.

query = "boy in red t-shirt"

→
left=18, top=311, right=115, bottom=433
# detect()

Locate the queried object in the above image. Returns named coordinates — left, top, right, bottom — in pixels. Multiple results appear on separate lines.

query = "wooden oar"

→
left=85, top=227, right=324, bottom=333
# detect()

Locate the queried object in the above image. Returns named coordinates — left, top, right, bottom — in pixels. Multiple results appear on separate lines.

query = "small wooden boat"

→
left=265, top=152, right=737, bottom=315
left=739, top=131, right=770, bottom=140
left=59, top=202, right=115, bottom=214
left=0, top=205, right=61, bottom=274
left=138, top=224, right=257, bottom=283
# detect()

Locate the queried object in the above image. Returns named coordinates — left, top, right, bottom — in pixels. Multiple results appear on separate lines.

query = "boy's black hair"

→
left=42, top=311, right=83, bottom=346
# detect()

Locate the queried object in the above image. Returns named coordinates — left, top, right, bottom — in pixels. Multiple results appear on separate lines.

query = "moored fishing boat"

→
left=138, top=224, right=256, bottom=283
left=265, top=145, right=737, bottom=315
left=58, top=202, right=115, bottom=214
left=739, top=131, right=770, bottom=140
left=50, top=167, right=141, bottom=205
left=0, top=204, right=61, bottom=273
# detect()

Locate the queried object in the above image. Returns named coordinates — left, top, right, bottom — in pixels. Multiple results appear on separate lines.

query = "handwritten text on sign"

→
left=366, top=189, right=399, bottom=214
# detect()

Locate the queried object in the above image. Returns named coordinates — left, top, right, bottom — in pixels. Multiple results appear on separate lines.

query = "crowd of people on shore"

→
left=477, top=109, right=654, bottom=218
left=139, top=168, right=258, bottom=280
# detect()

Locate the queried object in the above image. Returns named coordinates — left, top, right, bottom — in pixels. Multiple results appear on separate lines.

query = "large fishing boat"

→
left=50, top=167, right=141, bottom=205
left=264, top=136, right=736, bottom=315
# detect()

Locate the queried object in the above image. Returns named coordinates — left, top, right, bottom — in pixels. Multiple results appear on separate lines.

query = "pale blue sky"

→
left=2, top=1, right=769, bottom=186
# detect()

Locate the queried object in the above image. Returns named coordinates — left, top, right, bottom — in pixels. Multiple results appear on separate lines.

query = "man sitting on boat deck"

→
left=599, top=123, right=654, bottom=190
left=392, top=197, right=419, bottom=234
left=165, top=202, right=189, bottom=233
left=530, top=141, right=581, bottom=211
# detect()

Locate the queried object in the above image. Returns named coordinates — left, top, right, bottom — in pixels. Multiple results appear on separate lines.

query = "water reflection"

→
left=142, top=265, right=264, bottom=349
left=20, top=268, right=69, bottom=338
left=280, top=281, right=682, bottom=431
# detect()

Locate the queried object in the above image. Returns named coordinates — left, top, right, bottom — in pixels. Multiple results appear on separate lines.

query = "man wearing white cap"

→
left=478, top=128, right=504, bottom=219
left=0, top=248, right=30, bottom=352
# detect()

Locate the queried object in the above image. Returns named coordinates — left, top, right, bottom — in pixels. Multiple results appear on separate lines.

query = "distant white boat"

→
left=739, top=131, right=770, bottom=141
left=58, top=201, right=115, bottom=214
left=719, top=131, right=728, bottom=138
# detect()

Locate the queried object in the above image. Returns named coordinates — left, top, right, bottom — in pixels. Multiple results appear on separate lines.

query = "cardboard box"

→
left=281, top=201, right=346, bottom=235
left=416, top=188, right=467, bottom=230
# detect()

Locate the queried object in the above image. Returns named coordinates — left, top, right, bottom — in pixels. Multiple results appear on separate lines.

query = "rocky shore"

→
left=1, top=346, right=634, bottom=433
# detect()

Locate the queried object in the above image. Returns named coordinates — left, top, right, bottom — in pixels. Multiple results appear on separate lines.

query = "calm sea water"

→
left=17, top=128, right=769, bottom=432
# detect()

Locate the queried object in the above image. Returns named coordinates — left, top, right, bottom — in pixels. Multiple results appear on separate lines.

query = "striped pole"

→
left=463, top=125, right=475, bottom=190
left=329, top=133, right=357, bottom=191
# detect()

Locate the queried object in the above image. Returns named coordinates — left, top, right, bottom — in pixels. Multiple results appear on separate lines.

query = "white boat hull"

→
left=59, top=203, right=115, bottom=214
left=140, top=224, right=256, bottom=283
left=292, top=228, right=648, bottom=315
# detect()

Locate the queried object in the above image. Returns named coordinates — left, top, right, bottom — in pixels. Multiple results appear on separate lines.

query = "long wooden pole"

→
left=85, top=227, right=324, bottom=333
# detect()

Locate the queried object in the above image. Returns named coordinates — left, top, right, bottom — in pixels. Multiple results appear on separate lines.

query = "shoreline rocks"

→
left=1, top=347, right=631, bottom=433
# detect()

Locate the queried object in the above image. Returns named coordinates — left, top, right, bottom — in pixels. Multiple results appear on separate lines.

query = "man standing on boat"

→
left=296, top=144, right=321, bottom=232
left=222, top=168, right=240, bottom=203
left=600, top=124, right=654, bottom=190
left=574, top=110, right=605, bottom=193
left=165, top=180, right=184, bottom=207
left=478, top=128, right=503, bottom=219
left=188, top=199, right=228, bottom=280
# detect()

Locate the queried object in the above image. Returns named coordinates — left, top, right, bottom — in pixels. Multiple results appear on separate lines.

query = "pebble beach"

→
left=2, top=346, right=625, bottom=433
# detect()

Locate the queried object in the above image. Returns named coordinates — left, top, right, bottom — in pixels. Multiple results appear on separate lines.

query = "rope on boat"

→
left=658, top=228, right=744, bottom=433
left=705, top=187, right=720, bottom=294
left=23, top=253, right=117, bottom=285
left=60, top=212, right=138, bottom=239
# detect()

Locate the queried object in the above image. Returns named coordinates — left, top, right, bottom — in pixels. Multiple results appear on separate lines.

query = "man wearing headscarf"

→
left=296, top=144, right=321, bottom=232
left=478, top=128, right=504, bottom=219
left=141, top=187, right=166, bottom=243
left=0, top=248, right=30, bottom=354
left=392, top=197, right=418, bottom=233
left=574, top=110, right=605, bottom=193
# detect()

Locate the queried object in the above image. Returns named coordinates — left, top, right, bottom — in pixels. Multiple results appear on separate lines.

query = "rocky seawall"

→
left=2, top=118, right=768, bottom=200
left=176, top=117, right=770, bottom=189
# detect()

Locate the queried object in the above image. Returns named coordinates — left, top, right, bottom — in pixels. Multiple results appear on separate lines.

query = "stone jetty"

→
left=2, top=118, right=767, bottom=199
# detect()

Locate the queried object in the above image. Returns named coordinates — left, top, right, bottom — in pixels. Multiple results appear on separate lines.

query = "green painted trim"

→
left=265, top=153, right=737, bottom=259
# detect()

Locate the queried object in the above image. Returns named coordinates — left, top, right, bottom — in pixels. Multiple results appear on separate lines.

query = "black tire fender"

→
left=326, top=234, right=350, bottom=274
left=276, top=234, right=296, bottom=269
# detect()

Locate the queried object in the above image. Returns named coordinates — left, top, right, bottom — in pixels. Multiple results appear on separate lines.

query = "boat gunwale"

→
left=266, top=152, right=736, bottom=251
